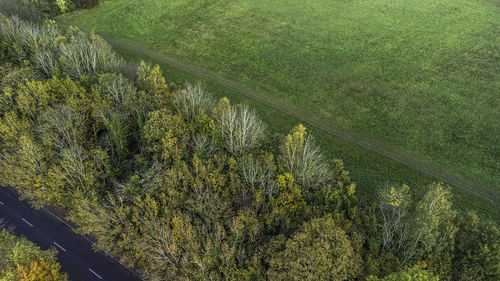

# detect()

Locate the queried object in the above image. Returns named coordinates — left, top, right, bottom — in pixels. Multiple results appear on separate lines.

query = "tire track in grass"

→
left=56, top=18, right=500, bottom=206
left=97, top=0, right=140, bottom=16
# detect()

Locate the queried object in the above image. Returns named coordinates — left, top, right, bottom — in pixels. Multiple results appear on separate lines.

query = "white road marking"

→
left=0, top=201, right=4, bottom=205
left=53, top=242, right=66, bottom=252
left=88, top=268, right=103, bottom=279
left=43, top=208, right=70, bottom=226
left=22, top=218, right=33, bottom=227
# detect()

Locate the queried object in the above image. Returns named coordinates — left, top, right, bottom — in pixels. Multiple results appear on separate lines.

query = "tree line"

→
left=0, top=13, right=499, bottom=281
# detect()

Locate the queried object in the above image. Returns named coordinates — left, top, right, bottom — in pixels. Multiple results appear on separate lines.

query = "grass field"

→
left=61, top=0, right=500, bottom=220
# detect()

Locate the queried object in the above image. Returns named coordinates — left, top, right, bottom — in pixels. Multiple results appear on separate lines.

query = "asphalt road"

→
left=0, top=186, right=142, bottom=281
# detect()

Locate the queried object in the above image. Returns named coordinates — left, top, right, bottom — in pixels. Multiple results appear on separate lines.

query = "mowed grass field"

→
left=61, top=0, right=500, bottom=218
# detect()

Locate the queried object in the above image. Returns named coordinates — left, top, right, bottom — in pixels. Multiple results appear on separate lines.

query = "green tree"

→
left=377, top=183, right=456, bottom=271
left=378, top=184, right=412, bottom=255
left=367, top=265, right=439, bottom=281
left=409, top=183, right=456, bottom=275
left=144, top=108, right=187, bottom=163
left=267, top=214, right=362, bottom=280
left=136, top=61, right=168, bottom=97
left=451, top=212, right=500, bottom=281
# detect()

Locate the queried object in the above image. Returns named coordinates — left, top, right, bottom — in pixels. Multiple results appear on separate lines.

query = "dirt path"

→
left=57, top=18, right=500, bottom=205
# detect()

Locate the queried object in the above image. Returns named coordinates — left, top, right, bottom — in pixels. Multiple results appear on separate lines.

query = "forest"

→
left=0, top=1, right=499, bottom=280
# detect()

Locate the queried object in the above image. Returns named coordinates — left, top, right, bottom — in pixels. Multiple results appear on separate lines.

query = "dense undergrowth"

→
left=0, top=10, right=499, bottom=281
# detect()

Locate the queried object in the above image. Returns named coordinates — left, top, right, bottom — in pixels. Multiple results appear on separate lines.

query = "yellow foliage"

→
left=274, top=173, right=304, bottom=216
left=213, top=97, right=231, bottom=117
left=284, top=124, right=307, bottom=153
left=277, top=172, right=295, bottom=193
left=346, top=183, right=356, bottom=197
left=16, top=258, right=67, bottom=281
left=387, top=184, right=410, bottom=207
left=136, top=61, right=168, bottom=95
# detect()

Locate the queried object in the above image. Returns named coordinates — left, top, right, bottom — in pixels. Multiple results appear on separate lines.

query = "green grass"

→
left=61, top=0, right=500, bottom=220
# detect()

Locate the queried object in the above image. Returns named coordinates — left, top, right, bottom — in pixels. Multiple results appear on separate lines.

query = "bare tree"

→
left=239, top=154, right=276, bottom=197
left=0, top=16, right=59, bottom=60
left=297, top=137, right=330, bottom=190
left=37, top=104, right=84, bottom=152
left=0, top=15, right=24, bottom=43
left=217, top=103, right=265, bottom=156
left=280, top=125, right=331, bottom=191
left=101, top=74, right=135, bottom=107
left=175, top=83, right=212, bottom=119
left=59, top=33, right=124, bottom=79
left=377, top=185, right=412, bottom=253
left=136, top=213, right=203, bottom=279
left=400, top=183, right=457, bottom=264
left=35, top=49, right=57, bottom=77
left=0, top=0, right=43, bottom=21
